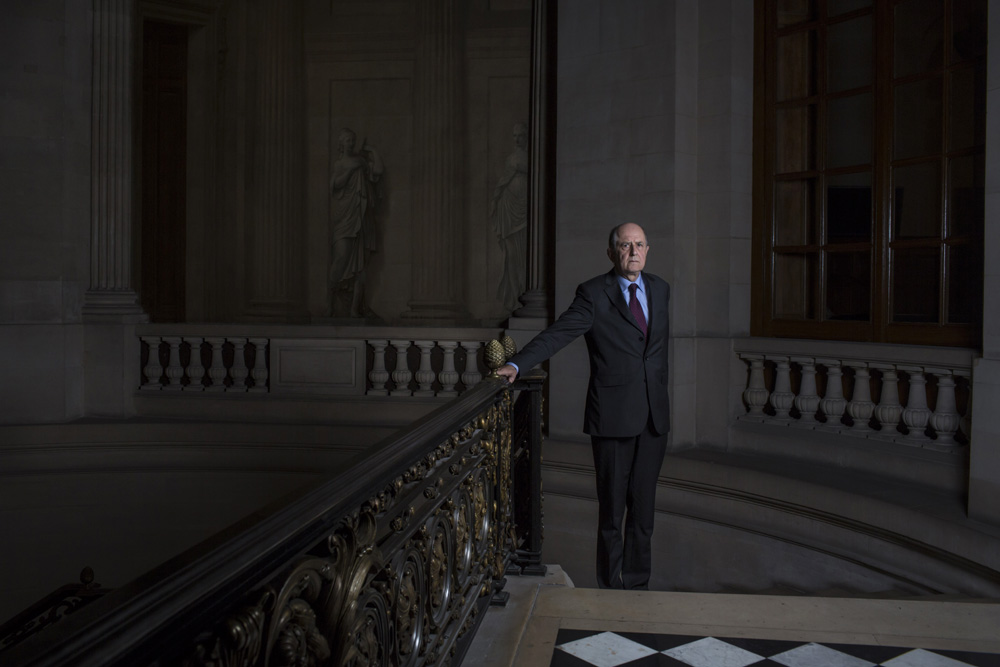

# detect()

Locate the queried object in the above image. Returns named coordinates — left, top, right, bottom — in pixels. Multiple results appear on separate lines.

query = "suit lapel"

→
left=645, top=274, right=668, bottom=338
left=644, top=275, right=653, bottom=333
left=605, top=271, right=645, bottom=335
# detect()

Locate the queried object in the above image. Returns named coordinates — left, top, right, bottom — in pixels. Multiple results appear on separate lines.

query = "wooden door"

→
left=140, top=21, right=188, bottom=322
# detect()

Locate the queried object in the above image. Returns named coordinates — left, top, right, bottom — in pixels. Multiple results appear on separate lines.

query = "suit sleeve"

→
left=507, top=282, right=595, bottom=372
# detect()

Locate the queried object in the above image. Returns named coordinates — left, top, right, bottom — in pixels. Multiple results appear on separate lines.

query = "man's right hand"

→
left=496, top=364, right=518, bottom=384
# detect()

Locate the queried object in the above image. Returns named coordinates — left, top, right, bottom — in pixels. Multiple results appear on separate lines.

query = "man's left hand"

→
left=496, top=364, right=517, bottom=384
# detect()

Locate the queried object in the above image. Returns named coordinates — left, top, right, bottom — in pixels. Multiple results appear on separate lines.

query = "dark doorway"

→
left=141, top=21, right=188, bottom=322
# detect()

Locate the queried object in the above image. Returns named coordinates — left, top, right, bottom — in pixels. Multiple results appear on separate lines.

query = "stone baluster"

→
left=414, top=340, right=436, bottom=396
left=929, top=368, right=961, bottom=448
left=205, top=337, right=228, bottom=392
left=871, top=363, right=902, bottom=439
left=766, top=356, right=794, bottom=421
left=390, top=340, right=413, bottom=396
left=228, top=338, right=249, bottom=392
left=460, top=341, right=483, bottom=388
left=368, top=340, right=390, bottom=396
left=740, top=354, right=769, bottom=418
left=438, top=341, right=459, bottom=396
left=163, top=337, right=184, bottom=391
left=899, top=366, right=931, bottom=443
left=141, top=336, right=163, bottom=390
left=845, top=361, right=874, bottom=432
left=249, top=337, right=269, bottom=393
left=817, top=359, right=847, bottom=429
left=790, top=356, right=820, bottom=425
left=184, top=337, right=205, bottom=391
left=956, top=370, right=972, bottom=442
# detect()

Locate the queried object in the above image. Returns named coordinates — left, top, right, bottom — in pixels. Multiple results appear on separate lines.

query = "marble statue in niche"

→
left=490, top=121, right=529, bottom=313
left=329, top=127, right=383, bottom=318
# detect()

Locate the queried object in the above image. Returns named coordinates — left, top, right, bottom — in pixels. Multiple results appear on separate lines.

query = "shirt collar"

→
left=616, top=272, right=645, bottom=294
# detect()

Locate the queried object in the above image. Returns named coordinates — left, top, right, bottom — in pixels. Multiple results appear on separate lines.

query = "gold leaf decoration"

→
left=500, top=334, right=516, bottom=360
left=484, top=340, right=506, bottom=376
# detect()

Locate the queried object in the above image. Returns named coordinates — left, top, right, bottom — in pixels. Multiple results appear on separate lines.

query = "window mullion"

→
left=939, top=0, right=952, bottom=327
left=817, top=4, right=828, bottom=325
left=872, top=0, right=892, bottom=342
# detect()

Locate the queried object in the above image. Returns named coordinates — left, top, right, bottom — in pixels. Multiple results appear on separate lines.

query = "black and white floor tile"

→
left=550, top=630, right=1000, bottom=667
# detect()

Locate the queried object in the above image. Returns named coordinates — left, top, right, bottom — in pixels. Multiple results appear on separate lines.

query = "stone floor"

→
left=461, top=566, right=1000, bottom=667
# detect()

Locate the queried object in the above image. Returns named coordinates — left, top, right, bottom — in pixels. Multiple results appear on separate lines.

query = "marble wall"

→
left=969, top=3, right=1000, bottom=525
left=0, top=1, right=93, bottom=422
left=546, top=0, right=754, bottom=447
left=302, top=0, right=532, bottom=323
left=548, top=0, right=679, bottom=441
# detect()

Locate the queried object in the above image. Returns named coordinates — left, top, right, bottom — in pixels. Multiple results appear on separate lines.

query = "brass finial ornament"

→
left=485, top=339, right=506, bottom=377
left=500, top=334, right=516, bottom=360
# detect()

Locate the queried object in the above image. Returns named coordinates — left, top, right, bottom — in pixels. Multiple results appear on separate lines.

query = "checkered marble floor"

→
left=551, top=630, right=1000, bottom=667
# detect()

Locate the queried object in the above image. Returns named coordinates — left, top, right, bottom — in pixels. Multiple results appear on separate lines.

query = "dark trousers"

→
left=591, top=417, right=668, bottom=590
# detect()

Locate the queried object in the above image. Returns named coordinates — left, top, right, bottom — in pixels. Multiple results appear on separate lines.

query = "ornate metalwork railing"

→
left=0, top=568, right=108, bottom=653
left=2, top=356, right=546, bottom=666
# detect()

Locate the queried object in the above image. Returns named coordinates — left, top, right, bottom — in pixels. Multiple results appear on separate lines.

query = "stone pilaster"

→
left=511, top=0, right=555, bottom=325
left=403, top=0, right=467, bottom=321
left=244, top=0, right=306, bottom=320
left=83, top=0, right=146, bottom=322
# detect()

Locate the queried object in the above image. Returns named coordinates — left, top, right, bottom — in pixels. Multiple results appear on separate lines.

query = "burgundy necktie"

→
left=628, top=283, right=647, bottom=335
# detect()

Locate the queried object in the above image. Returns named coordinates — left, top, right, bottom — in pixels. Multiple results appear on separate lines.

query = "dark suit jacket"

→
left=508, top=270, right=670, bottom=438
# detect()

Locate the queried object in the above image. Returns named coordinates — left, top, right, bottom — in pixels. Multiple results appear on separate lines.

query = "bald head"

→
left=608, top=223, right=647, bottom=249
left=607, top=223, right=649, bottom=281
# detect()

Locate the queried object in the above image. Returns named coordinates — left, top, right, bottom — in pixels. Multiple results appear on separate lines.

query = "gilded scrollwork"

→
left=452, top=491, right=472, bottom=576
left=264, top=560, right=333, bottom=667
left=183, top=592, right=271, bottom=667
left=469, top=469, right=492, bottom=558
left=389, top=548, right=424, bottom=666
left=425, top=519, right=453, bottom=629
left=274, top=599, right=330, bottom=667
left=169, top=381, right=529, bottom=667
left=345, top=590, right=390, bottom=667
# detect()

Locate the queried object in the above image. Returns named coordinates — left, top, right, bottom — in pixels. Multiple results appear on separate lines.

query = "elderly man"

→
left=497, top=223, right=670, bottom=590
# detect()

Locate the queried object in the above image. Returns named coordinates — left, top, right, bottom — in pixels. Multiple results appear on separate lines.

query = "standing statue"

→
left=329, top=128, right=383, bottom=318
left=490, top=122, right=529, bottom=314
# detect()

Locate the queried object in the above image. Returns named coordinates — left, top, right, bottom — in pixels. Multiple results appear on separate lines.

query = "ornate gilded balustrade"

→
left=2, top=345, right=546, bottom=667
left=136, top=324, right=504, bottom=396
left=734, top=338, right=975, bottom=451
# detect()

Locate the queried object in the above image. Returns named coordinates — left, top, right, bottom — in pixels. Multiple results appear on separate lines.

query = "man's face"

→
left=607, top=223, right=649, bottom=280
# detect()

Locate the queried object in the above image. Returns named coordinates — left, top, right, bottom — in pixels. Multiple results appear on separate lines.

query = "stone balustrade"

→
left=139, top=335, right=269, bottom=393
left=137, top=325, right=503, bottom=397
left=734, top=338, right=976, bottom=451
